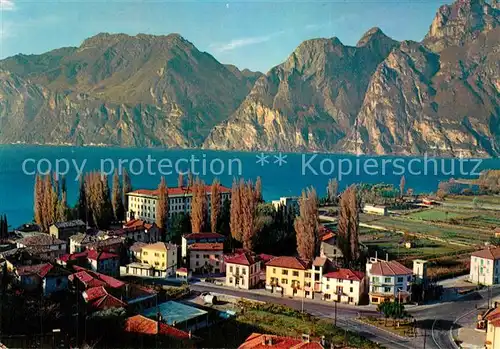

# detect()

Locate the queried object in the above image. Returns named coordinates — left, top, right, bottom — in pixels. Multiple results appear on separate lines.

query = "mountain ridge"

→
left=0, top=0, right=499, bottom=157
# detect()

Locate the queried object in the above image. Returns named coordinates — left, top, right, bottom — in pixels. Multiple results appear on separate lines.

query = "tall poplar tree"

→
left=400, top=176, right=406, bottom=198
left=230, top=178, right=243, bottom=242
left=254, top=177, right=263, bottom=203
left=337, top=185, right=360, bottom=263
left=122, top=169, right=132, bottom=220
left=294, top=187, right=319, bottom=262
left=210, top=178, right=221, bottom=233
left=191, top=179, right=207, bottom=233
left=155, top=177, right=169, bottom=237
left=34, top=175, right=44, bottom=227
left=112, top=169, right=125, bottom=221
left=241, top=180, right=257, bottom=250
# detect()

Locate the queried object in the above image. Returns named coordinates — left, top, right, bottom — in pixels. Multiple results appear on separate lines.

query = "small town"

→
left=0, top=170, right=499, bottom=349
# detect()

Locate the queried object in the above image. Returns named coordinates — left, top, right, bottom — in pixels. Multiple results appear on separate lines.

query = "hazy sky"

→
left=0, top=0, right=449, bottom=72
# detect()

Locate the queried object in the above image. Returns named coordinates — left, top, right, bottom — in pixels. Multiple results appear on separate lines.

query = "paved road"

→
left=191, top=283, right=426, bottom=349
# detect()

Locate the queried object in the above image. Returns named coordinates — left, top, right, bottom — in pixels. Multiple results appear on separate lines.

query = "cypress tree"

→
left=210, top=178, right=221, bottom=233
left=155, top=177, right=169, bottom=239
left=76, top=177, right=87, bottom=223
left=112, top=169, right=125, bottom=221
left=122, top=169, right=132, bottom=220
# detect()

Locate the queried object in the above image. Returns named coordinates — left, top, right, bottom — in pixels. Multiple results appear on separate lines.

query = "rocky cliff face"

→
left=0, top=33, right=257, bottom=147
left=205, top=0, right=500, bottom=156
left=203, top=28, right=398, bottom=151
left=0, top=0, right=499, bottom=156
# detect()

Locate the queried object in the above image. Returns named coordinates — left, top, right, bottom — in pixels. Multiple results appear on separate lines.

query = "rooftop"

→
left=142, top=301, right=207, bottom=325
left=225, top=252, right=258, bottom=266
left=124, top=315, right=192, bottom=339
left=266, top=256, right=310, bottom=270
left=130, top=242, right=147, bottom=253
left=17, top=234, right=65, bottom=246
left=143, top=242, right=176, bottom=252
left=86, top=249, right=118, bottom=261
left=123, top=219, right=154, bottom=230
left=16, top=263, right=53, bottom=278
left=70, top=266, right=125, bottom=289
left=189, top=242, right=223, bottom=251
left=128, top=185, right=231, bottom=198
left=369, top=259, right=413, bottom=276
left=472, top=247, right=500, bottom=260
left=238, top=333, right=324, bottom=349
left=183, top=232, right=225, bottom=240
left=52, top=220, right=86, bottom=229
left=323, top=268, right=365, bottom=282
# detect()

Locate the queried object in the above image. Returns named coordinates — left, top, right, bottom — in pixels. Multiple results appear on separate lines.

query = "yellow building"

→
left=141, top=242, right=178, bottom=277
left=485, top=307, right=500, bottom=349
left=265, top=256, right=313, bottom=298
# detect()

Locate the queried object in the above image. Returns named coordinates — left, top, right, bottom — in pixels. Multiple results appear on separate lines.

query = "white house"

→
left=470, top=247, right=500, bottom=286
left=126, top=185, right=231, bottom=223
left=181, top=232, right=225, bottom=258
left=363, top=204, right=388, bottom=216
left=366, top=257, right=413, bottom=304
left=225, top=252, right=261, bottom=290
left=271, top=197, right=299, bottom=212
left=322, top=268, right=366, bottom=305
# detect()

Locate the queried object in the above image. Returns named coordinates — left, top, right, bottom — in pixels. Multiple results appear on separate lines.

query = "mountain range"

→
left=0, top=0, right=499, bottom=157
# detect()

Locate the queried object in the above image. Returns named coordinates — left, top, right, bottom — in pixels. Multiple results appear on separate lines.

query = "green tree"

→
left=170, top=212, right=191, bottom=244
left=122, top=169, right=132, bottom=219
left=76, top=176, right=87, bottom=223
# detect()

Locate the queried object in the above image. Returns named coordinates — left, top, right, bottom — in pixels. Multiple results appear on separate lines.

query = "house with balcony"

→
left=181, top=232, right=225, bottom=259
left=470, top=247, right=500, bottom=286
left=188, top=242, right=224, bottom=274
left=265, top=256, right=313, bottom=298
left=321, top=269, right=366, bottom=305
left=225, top=252, right=261, bottom=289
left=366, top=257, right=413, bottom=304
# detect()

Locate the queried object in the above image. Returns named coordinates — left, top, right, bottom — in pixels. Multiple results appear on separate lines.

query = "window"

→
left=196, top=254, right=199, bottom=258
left=384, top=287, right=391, bottom=293
left=337, top=278, right=343, bottom=283
left=241, top=279, right=245, bottom=286
left=216, top=261, right=219, bottom=266
left=154, top=253, right=159, bottom=257
left=348, top=297, right=354, bottom=303
left=196, top=261, right=199, bottom=266
left=384, top=277, right=391, bottom=283
left=282, top=270, right=288, bottom=275
left=293, top=271, right=299, bottom=277
left=372, top=276, right=379, bottom=282
left=143, top=251, right=148, bottom=256
left=162, top=253, right=165, bottom=257
left=350, top=287, right=353, bottom=292
left=204, top=254, right=209, bottom=259
left=281, top=278, right=288, bottom=284
left=242, top=268, right=246, bottom=275
left=229, top=277, right=233, bottom=283
left=397, top=277, right=404, bottom=283
left=326, top=284, right=330, bottom=290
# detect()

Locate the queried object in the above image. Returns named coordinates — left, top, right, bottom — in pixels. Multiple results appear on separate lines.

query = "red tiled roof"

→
left=183, top=232, right=225, bottom=240
left=16, top=263, right=53, bottom=278
left=266, top=256, right=310, bottom=270
left=258, top=254, right=275, bottom=263
left=313, top=257, right=327, bottom=267
left=129, top=185, right=231, bottom=197
left=124, top=315, right=191, bottom=339
left=83, top=286, right=108, bottom=302
left=189, top=243, right=223, bottom=251
left=472, top=247, right=500, bottom=260
left=225, top=252, right=257, bottom=266
left=323, top=268, right=365, bottom=282
left=238, top=333, right=324, bottom=349
left=58, top=251, right=88, bottom=263
left=92, top=293, right=126, bottom=310
left=176, top=267, right=188, bottom=273
left=86, top=249, right=118, bottom=261
left=71, top=266, right=125, bottom=289
left=369, top=260, right=413, bottom=276
left=318, top=225, right=336, bottom=242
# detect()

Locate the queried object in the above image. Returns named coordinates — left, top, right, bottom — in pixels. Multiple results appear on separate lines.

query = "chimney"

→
left=386, top=253, right=388, bottom=262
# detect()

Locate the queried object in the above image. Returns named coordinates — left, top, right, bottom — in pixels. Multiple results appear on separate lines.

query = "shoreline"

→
left=0, top=143, right=495, bottom=160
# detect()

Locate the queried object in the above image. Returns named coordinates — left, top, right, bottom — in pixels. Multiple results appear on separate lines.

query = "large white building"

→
left=366, top=257, right=414, bottom=304
left=470, top=247, right=500, bottom=286
left=126, top=185, right=231, bottom=223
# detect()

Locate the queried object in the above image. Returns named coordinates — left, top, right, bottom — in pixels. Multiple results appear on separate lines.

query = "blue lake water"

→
left=0, top=144, right=498, bottom=228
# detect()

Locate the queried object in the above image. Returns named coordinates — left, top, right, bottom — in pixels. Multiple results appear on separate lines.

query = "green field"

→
left=407, top=210, right=464, bottom=221
left=198, top=309, right=381, bottom=349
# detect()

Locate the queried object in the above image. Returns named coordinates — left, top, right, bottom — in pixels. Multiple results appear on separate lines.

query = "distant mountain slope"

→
left=0, top=0, right=498, bottom=156
left=205, top=0, right=500, bottom=156
left=0, top=33, right=256, bottom=147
